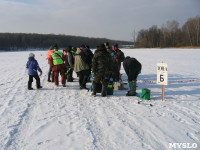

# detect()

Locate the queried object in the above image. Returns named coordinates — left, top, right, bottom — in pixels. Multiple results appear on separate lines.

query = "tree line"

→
left=0, top=33, right=132, bottom=51
left=135, top=15, right=200, bottom=48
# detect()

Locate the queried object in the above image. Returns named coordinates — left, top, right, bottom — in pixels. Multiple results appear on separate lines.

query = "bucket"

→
left=107, top=82, right=114, bottom=95
left=142, top=88, right=151, bottom=100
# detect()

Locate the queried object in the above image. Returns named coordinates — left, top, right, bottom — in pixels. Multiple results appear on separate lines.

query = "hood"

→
left=76, top=48, right=81, bottom=54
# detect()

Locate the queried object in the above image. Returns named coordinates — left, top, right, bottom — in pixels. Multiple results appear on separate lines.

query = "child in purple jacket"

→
left=26, top=53, right=43, bottom=90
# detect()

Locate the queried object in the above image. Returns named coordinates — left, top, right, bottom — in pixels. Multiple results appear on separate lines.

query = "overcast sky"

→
left=0, top=0, right=199, bottom=41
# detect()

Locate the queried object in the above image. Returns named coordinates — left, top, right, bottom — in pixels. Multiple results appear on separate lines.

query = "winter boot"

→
left=67, top=74, right=73, bottom=82
left=91, top=82, right=97, bottom=96
left=80, top=86, right=88, bottom=90
left=47, top=71, right=51, bottom=82
left=126, top=80, right=136, bottom=96
left=28, top=82, right=33, bottom=90
left=101, top=85, right=108, bottom=97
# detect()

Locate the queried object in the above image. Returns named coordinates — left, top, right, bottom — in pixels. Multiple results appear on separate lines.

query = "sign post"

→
left=162, top=85, right=164, bottom=101
left=157, top=63, right=168, bottom=101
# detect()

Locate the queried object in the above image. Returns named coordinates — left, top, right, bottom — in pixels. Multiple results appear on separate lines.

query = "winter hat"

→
left=67, top=46, right=72, bottom=50
left=100, top=44, right=106, bottom=49
left=53, top=43, right=58, bottom=48
left=49, top=46, right=53, bottom=50
left=104, top=42, right=109, bottom=46
left=86, top=45, right=90, bottom=49
left=72, top=47, right=77, bottom=51
left=52, top=43, right=58, bottom=50
left=29, top=53, right=35, bottom=57
left=80, top=44, right=86, bottom=48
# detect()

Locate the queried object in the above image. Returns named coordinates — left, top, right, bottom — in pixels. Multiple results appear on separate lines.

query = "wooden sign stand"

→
left=162, top=85, right=165, bottom=101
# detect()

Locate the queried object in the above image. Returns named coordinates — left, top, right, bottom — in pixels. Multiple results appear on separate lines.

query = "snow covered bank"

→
left=0, top=49, right=199, bottom=150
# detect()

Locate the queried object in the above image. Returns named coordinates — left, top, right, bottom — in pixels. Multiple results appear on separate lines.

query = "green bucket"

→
left=142, top=88, right=151, bottom=100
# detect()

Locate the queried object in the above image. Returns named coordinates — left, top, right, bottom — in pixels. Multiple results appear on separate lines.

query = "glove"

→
left=39, top=72, right=42, bottom=76
left=89, top=74, right=93, bottom=78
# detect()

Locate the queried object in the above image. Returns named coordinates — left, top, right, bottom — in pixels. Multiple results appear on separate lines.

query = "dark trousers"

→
left=93, top=75, right=109, bottom=96
left=48, top=66, right=54, bottom=81
left=66, top=67, right=73, bottom=81
left=78, top=70, right=90, bottom=87
left=28, top=75, right=41, bottom=89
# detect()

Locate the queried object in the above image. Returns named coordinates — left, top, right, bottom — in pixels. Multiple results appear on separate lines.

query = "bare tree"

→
left=182, top=16, right=200, bottom=46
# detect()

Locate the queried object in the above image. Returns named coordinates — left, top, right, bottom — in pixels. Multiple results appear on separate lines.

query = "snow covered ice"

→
left=0, top=48, right=200, bottom=150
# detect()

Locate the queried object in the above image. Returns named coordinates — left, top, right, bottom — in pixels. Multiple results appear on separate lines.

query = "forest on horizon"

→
left=0, top=33, right=132, bottom=51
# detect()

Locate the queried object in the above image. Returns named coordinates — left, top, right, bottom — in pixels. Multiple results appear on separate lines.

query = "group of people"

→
left=26, top=42, right=142, bottom=97
left=46, top=43, right=93, bottom=89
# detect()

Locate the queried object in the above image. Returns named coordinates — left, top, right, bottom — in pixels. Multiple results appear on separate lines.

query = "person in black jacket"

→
left=79, top=44, right=94, bottom=83
left=123, top=56, right=142, bottom=96
left=64, top=46, right=74, bottom=82
left=79, top=44, right=93, bottom=68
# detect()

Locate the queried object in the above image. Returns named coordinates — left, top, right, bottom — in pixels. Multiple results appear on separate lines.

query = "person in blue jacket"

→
left=26, top=53, right=42, bottom=90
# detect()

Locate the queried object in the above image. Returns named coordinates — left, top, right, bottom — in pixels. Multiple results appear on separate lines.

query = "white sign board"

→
left=157, top=63, right=168, bottom=85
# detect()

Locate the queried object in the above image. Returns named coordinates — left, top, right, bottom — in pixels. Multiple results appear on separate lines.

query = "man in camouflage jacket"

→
left=112, top=44, right=125, bottom=71
left=92, top=44, right=112, bottom=97
left=105, top=42, right=120, bottom=81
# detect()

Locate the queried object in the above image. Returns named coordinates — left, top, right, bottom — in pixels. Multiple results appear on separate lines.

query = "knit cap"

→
left=29, top=53, right=35, bottom=57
